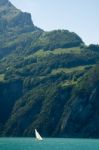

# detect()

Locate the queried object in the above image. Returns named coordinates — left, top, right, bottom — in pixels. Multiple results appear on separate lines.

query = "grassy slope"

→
left=0, top=74, right=4, bottom=81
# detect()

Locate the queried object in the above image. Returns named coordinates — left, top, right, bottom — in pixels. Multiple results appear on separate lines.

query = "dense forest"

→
left=0, top=0, right=99, bottom=138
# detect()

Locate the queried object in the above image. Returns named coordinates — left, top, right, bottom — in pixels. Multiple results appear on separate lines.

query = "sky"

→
left=10, top=0, right=99, bottom=45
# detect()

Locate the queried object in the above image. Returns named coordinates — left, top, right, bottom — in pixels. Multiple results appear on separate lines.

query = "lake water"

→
left=0, top=138, right=99, bottom=150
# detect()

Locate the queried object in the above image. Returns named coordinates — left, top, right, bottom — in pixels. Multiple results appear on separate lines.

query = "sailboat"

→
left=35, top=129, right=43, bottom=141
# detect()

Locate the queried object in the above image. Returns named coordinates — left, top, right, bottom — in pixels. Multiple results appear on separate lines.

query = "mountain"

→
left=0, top=0, right=99, bottom=138
left=0, top=0, right=43, bottom=58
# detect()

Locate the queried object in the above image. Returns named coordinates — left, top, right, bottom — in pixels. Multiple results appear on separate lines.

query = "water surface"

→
left=0, top=138, right=99, bottom=150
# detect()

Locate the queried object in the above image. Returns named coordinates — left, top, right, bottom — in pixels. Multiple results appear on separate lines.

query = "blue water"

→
left=0, top=138, right=99, bottom=150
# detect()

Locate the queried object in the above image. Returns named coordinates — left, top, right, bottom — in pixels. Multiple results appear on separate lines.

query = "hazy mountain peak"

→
left=0, top=0, right=42, bottom=45
left=0, top=0, right=40, bottom=35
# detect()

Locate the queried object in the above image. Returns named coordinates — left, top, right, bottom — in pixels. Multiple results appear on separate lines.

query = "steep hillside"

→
left=56, top=64, right=99, bottom=138
left=0, top=0, right=99, bottom=138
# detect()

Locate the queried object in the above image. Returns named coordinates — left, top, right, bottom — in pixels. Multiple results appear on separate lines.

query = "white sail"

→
left=35, top=129, right=43, bottom=140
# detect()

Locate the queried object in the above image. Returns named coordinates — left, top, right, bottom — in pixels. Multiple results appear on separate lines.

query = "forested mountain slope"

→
left=0, top=0, right=99, bottom=138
